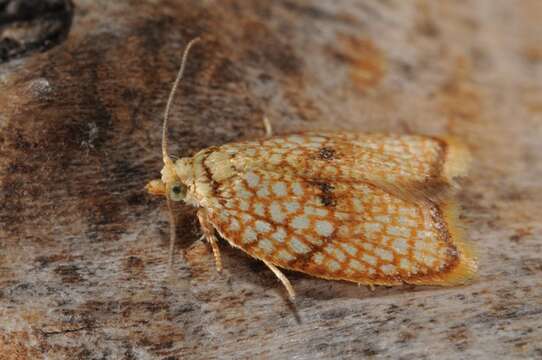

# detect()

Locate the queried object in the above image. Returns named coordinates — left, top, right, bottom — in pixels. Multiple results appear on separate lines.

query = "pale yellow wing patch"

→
left=206, top=169, right=476, bottom=286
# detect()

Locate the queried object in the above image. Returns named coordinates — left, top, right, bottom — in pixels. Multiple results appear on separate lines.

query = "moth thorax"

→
left=174, top=157, right=193, bottom=182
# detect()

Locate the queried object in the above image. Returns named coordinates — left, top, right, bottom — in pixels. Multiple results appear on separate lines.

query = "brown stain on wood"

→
left=54, top=264, right=83, bottom=284
left=415, top=0, right=441, bottom=38
left=330, top=34, right=387, bottom=93
left=523, top=46, right=542, bottom=64
left=0, top=331, right=42, bottom=360
left=124, top=255, right=145, bottom=273
left=184, top=241, right=215, bottom=277
left=437, top=57, right=484, bottom=131
left=509, top=227, right=533, bottom=243
left=521, top=86, right=542, bottom=114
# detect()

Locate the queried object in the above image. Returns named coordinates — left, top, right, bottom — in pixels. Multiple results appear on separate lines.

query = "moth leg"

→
left=262, top=259, right=296, bottom=300
left=197, top=208, right=223, bottom=272
left=262, top=116, right=273, bottom=138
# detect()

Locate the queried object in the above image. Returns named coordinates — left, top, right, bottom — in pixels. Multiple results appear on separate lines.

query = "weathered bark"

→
left=1, top=1, right=541, bottom=359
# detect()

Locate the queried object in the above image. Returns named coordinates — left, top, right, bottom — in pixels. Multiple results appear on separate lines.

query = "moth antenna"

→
left=162, top=37, right=201, bottom=165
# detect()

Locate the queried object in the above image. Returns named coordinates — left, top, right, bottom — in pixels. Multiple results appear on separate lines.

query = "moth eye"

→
left=169, top=183, right=186, bottom=201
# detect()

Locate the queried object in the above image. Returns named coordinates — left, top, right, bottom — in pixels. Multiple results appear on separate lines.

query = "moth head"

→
left=146, top=181, right=187, bottom=202
left=146, top=160, right=188, bottom=202
left=145, top=170, right=187, bottom=203
left=162, top=160, right=188, bottom=202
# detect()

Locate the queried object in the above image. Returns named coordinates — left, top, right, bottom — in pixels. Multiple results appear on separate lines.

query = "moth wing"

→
left=221, top=133, right=471, bottom=204
left=207, top=169, right=476, bottom=286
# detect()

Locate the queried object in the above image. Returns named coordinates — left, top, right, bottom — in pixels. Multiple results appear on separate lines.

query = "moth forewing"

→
left=195, top=135, right=476, bottom=289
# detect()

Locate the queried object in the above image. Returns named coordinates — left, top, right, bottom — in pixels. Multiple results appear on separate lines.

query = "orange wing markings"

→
left=215, top=133, right=470, bottom=204
left=207, top=168, right=476, bottom=286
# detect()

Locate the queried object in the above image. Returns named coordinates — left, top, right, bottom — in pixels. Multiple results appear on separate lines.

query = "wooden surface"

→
left=1, top=1, right=542, bottom=359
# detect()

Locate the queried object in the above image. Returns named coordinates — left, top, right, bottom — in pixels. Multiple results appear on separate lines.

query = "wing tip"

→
left=424, top=200, right=478, bottom=286
left=441, top=200, right=478, bottom=284
left=440, top=137, right=477, bottom=284
left=442, top=137, right=472, bottom=182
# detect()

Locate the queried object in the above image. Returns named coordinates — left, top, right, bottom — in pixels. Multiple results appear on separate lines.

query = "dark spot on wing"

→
left=309, top=181, right=336, bottom=207
left=319, top=146, right=336, bottom=160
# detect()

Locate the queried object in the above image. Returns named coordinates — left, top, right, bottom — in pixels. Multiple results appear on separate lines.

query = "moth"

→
left=146, top=38, right=477, bottom=300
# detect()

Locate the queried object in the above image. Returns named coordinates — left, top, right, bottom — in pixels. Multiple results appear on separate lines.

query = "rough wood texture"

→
left=1, top=1, right=541, bottom=359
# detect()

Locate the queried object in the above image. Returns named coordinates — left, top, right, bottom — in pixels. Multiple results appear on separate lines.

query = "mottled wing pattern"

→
left=206, top=168, right=475, bottom=285
left=217, top=133, right=470, bottom=201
